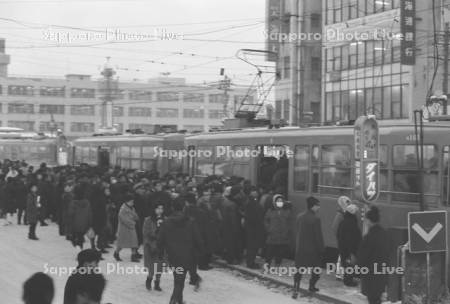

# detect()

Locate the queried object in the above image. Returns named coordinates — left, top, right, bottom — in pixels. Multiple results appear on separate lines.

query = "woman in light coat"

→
left=114, top=195, right=140, bottom=262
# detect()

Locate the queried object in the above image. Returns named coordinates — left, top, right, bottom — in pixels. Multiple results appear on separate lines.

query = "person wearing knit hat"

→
left=293, top=196, right=324, bottom=298
left=337, top=204, right=362, bottom=287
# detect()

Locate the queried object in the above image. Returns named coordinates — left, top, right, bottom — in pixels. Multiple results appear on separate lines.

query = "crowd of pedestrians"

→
left=0, top=159, right=391, bottom=304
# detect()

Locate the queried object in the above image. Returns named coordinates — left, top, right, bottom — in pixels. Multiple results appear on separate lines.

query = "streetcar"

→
left=0, top=128, right=69, bottom=167
left=185, top=121, right=450, bottom=249
left=72, top=132, right=185, bottom=175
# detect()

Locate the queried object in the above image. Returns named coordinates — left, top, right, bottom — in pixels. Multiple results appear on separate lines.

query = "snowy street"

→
left=0, top=221, right=324, bottom=304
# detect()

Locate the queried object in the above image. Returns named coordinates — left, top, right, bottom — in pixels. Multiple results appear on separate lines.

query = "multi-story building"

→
left=0, top=40, right=253, bottom=137
left=322, top=0, right=443, bottom=123
left=267, top=0, right=322, bottom=125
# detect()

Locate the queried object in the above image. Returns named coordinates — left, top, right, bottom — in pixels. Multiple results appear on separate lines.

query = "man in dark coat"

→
left=293, top=196, right=324, bottom=298
left=357, top=206, right=390, bottom=304
left=220, top=186, right=240, bottom=264
left=337, top=204, right=362, bottom=287
left=158, top=195, right=203, bottom=304
left=244, top=186, right=265, bottom=269
left=63, top=249, right=106, bottom=304
left=89, top=179, right=107, bottom=252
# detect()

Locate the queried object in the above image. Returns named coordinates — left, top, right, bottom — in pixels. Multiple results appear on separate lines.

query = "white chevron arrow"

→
left=412, top=222, right=443, bottom=243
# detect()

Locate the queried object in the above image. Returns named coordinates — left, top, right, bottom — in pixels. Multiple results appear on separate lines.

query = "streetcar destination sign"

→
left=354, top=116, right=380, bottom=202
left=408, top=211, right=447, bottom=253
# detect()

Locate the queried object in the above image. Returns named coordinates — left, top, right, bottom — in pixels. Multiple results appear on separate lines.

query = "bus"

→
left=72, top=133, right=185, bottom=175
left=185, top=122, right=450, bottom=249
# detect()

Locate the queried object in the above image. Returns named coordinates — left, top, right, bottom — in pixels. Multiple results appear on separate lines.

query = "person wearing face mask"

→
left=293, top=196, right=324, bottom=298
left=263, top=194, right=292, bottom=268
left=114, top=194, right=140, bottom=262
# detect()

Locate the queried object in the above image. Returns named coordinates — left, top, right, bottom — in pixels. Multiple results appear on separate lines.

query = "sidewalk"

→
left=213, top=257, right=391, bottom=304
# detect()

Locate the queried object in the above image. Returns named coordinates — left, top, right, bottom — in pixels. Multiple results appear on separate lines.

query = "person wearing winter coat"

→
left=61, top=182, right=74, bottom=239
left=143, top=202, right=165, bottom=291
left=3, top=177, right=17, bottom=225
left=68, top=186, right=93, bottom=249
left=337, top=204, right=362, bottom=287
left=157, top=196, right=203, bottom=304
left=244, top=186, right=265, bottom=269
left=26, top=184, right=41, bottom=240
left=16, top=177, right=28, bottom=225
left=357, top=206, right=390, bottom=304
left=220, top=186, right=241, bottom=264
left=293, top=196, right=324, bottom=298
left=264, top=194, right=291, bottom=267
left=332, top=195, right=351, bottom=280
left=114, top=195, right=140, bottom=262
left=89, top=181, right=107, bottom=252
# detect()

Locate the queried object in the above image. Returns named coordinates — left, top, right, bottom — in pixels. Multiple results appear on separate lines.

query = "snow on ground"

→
left=0, top=221, right=325, bottom=304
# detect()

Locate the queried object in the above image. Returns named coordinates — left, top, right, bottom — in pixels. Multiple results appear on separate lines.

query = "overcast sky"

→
left=0, top=0, right=269, bottom=85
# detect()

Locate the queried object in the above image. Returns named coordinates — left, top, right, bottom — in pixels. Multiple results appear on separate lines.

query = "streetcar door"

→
left=256, top=145, right=290, bottom=198
left=98, top=147, right=110, bottom=168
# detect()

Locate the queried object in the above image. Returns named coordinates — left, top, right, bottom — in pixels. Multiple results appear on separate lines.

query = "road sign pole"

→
left=426, top=252, right=431, bottom=304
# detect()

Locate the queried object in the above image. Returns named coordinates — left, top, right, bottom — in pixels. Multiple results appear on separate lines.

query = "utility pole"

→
left=443, top=23, right=449, bottom=114
left=219, top=68, right=231, bottom=117
left=290, top=0, right=299, bottom=126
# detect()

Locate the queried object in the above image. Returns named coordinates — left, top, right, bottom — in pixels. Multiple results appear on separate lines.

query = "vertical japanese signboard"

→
left=400, top=0, right=416, bottom=65
left=266, top=0, right=281, bottom=62
left=354, top=116, right=380, bottom=203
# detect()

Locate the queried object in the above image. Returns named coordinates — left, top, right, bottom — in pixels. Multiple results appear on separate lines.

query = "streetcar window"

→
left=142, top=159, right=156, bottom=171
left=320, top=145, right=352, bottom=196
left=380, top=145, right=388, bottom=167
left=294, top=145, right=309, bottom=192
left=130, top=146, right=141, bottom=158
left=131, top=159, right=140, bottom=169
left=142, top=146, right=156, bottom=158
left=196, top=146, right=214, bottom=176
left=312, top=145, right=320, bottom=193
left=232, top=146, right=252, bottom=162
left=120, top=146, right=131, bottom=158
left=233, top=164, right=250, bottom=180
left=321, top=145, right=351, bottom=166
left=392, top=145, right=439, bottom=203
left=393, top=145, right=438, bottom=169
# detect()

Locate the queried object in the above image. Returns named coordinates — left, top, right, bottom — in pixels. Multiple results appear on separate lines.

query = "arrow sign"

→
left=408, top=211, right=447, bottom=253
left=412, top=222, right=443, bottom=243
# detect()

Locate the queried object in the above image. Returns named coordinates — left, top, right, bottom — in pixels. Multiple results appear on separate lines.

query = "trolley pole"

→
left=444, top=24, right=449, bottom=114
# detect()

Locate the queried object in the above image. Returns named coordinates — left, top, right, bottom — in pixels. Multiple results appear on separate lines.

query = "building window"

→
left=183, top=109, right=204, bottom=119
left=275, top=100, right=282, bottom=119
left=156, top=108, right=178, bottom=118
left=8, top=103, right=34, bottom=114
left=209, top=94, right=228, bottom=104
left=39, top=104, right=65, bottom=114
left=129, top=90, right=152, bottom=101
left=157, top=91, right=178, bottom=102
left=8, top=121, right=35, bottom=131
left=183, top=93, right=204, bottom=103
left=39, top=121, right=64, bottom=132
left=311, top=57, right=321, bottom=80
left=183, top=125, right=204, bottom=132
left=128, top=107, right=152, bottom=117
left=294, top=145, right=310, bottom=191
left=209, top=109, right=226, bottom=119
left=311, top=13, right=321, bottom=29
left=70, top=122, right=95, bottom=133
left=40, top=86, right=65, bottom=97
left=113, top=106, right=124, bottom=117
left=8, top=85, right=34, bottom=96
left=283, top=56, right=290, bottom=79
left=70, top=88, right=95, bottom=98
left=283, top=99, right=290, bottom=121
left=70, top=105, right=95, bottom=116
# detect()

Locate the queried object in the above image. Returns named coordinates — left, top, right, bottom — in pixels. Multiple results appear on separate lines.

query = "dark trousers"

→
left=265, top=244, right=287, bottom=266
left=28, top=222, right=37, bottom=237
left=294, top=272, right=320, bottom=289
left=341, top=256, right=355, bottom=285
left=367, top=295, right=382, bottom=304
left=246, top=241, right=260, bottom=266
left=171, top=269, right=187, bottom=304
left=17, top=208, right=25, bottom=224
